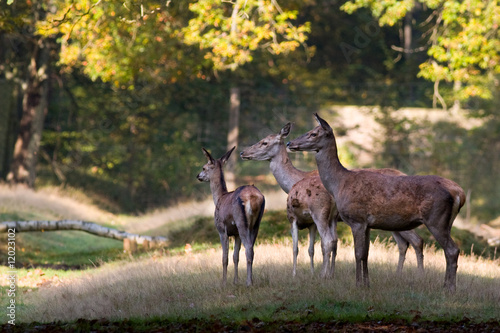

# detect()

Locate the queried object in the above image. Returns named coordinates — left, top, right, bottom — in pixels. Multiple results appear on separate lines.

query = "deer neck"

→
left=269, top=145, right=309, bottom=194
left=209, top=165, right=228, bottom=206
left=315, top=139, right=348, bottom=197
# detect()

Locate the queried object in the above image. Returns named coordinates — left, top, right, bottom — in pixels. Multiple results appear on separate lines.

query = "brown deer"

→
left=287, top=113, right=465, bottom=292
left=241, top=124, right=336, bottom=278
left=197, top=147, right=265, bottom=286
left=240, top=123, right=424, bottom=278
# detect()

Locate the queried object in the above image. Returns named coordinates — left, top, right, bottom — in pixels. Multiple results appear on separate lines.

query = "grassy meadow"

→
left=1, top=185, right=499, bottom=327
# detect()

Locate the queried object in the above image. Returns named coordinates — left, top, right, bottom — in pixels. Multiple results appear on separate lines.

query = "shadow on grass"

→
left=16, top=253, right=500, bottom=325
left=159, top=210, right=495, bottom=260
left=0, top=231, right=125, bottom=269
left=161, top=211, right=354, bottom=250
left=1, top=209, right=495, bottom=273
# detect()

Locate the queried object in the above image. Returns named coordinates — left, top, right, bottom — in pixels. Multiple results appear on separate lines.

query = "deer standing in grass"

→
left=242, top=128, right=336, bottom=277
left=287, top=114, right=465, bottom=292
left=241, top=123, right=425, bottom=278
left=197, top=147, right=265, bottom=286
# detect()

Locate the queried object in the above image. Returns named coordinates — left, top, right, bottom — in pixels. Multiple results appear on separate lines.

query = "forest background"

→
left=0, top=0, right=499, bottom=224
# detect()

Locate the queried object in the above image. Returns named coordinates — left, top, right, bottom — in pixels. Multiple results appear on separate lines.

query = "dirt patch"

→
left=3, top=318, right=499, bottom=332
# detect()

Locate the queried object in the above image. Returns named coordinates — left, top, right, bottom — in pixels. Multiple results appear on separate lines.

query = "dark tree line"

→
left=0, top=1, right=498, bottom=221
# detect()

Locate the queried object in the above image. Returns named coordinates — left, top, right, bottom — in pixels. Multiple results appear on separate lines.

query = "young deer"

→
left=197, top=147, right=265, bottom=286
left=287, top=114, right=465, bottom=292
left=241, top=123, right=424, bottom=278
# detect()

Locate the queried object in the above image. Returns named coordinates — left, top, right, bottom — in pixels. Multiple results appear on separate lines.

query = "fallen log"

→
left=0, top=220, right=168, bottom=245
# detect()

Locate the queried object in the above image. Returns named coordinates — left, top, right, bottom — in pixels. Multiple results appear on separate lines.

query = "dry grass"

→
left=18, top=240, right=500, bottom=324
left=125, top=190, right=287, bottom=233
left=1, top=185, right=498, bottom=324
left=0, top=185, right=286, bottom=233
left=0, top=185, right=117, bottom=225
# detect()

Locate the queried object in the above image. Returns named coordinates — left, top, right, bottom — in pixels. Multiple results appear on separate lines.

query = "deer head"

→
left=197, top=147, right=235, bottom=182
left=240, top=122, right=292, bottom=161
left=287, top=113, right=333, bottom=152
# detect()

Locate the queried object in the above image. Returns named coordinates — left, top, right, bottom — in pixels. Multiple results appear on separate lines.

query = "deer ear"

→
left=314, top=113, right=332, bottom=132
left=202, top=148, right=215, bottom=164
left=220, top=146, right=236, bottom=165
left=279, top=122, right=292, bottom=138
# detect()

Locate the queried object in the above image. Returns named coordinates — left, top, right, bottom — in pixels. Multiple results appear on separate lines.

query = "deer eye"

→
left=261, top=142, right=268, bottom=146
left=310, top=133, right=317, bottom=137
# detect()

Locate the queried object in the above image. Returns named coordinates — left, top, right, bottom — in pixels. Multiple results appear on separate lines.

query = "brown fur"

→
left=241, top=123, right=425, bottom=278
left=287, top=114, right=464, bottom=292
left=197, top=147, right=265, bottom=286
left=241, top=123, right=337, bottom=277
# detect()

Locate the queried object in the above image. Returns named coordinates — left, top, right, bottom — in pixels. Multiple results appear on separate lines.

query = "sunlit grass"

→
left=1, top=184, right=499, bottom=326
left=0, top=184, right=119, bottom=225
left=15, top=240, right=500, bottom=324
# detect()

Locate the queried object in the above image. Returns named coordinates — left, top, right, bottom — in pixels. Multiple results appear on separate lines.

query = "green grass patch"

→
left=1, top=208, right=125, bottom=268
left=0, top=211, right=54, bottom=223
left=11, top=231, right=124, bottom=268
left=1, top=210, right=124, bottom=268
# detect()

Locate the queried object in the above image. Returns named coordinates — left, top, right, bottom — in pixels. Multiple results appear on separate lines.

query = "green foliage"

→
left=2, top=0, right=499, bottom=221
left=342, top=0, right=414, bottom=26
left=182, top=0, right=311, bottom=71
left=341, top=0, right=500, bottom=102
left=38, top=1, right=198, bottom=86
left=40, top=71, right=235, bottom=211
left=35, top=0, right=311, bottom=85
left=372, top=104, right=500, bottom=221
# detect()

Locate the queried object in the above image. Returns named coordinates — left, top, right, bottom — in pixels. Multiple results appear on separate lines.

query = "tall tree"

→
left=1, top=1, right=56, bottom=187
left=2, top=0, right=310, bottom=195
left=181, top=0, right=311, bottom=187
left=2, top=1, right=199, bottom=188
left=341, top=0, right=500, bottom=108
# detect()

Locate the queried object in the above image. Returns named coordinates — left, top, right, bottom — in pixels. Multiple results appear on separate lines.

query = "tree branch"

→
left=0, top=220, right=168, bottom=245
left=391, top=45, right=427, bottom=53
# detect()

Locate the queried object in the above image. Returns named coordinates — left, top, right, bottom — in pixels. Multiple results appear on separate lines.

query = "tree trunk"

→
left=6, top=37, right=50, bottom=188
left=0, top=80, right=16, bottom=180
left=452, top=80, right=462, bottom=114
left=0, top=33, right=20, bottom=181
left=0, top=220, right=168, bottom=245
left=404, top=6, right=415, bottom=102
left=225, top=86, right=240, bottom=190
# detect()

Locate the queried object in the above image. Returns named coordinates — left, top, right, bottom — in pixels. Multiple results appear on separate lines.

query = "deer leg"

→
left=237, top=228, right=254, bottom=287
left=362, top=227, right=371, bottom=287
left=399, top=230, right=425, bottom=274
left=233, top=236, right=241, bottom=285
left=329, top=220, right=338, bottom=279
left=290, top=219, right=299, bottom=277
left=244, top=242, right=254, bottom=287
left=351, top=224, right=363, bottom=287
left=427, top=224, right=459, bottom=292
left=392, top=231, right=409, bottom=274
left=351, top=223, right=370, bottom=287
left=308, top=224, right=317, bottom=275
left=313, top=216, right=335, bottom=279
left=219, top=232, right=229, bottom=286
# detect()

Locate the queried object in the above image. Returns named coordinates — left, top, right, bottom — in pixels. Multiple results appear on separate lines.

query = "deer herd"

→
left=197, top=113, right=465, bottom=292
